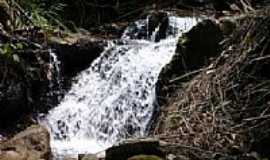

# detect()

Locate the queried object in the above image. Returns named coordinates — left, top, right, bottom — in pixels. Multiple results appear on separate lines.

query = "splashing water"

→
left=42, top=14, right=199, bottom=157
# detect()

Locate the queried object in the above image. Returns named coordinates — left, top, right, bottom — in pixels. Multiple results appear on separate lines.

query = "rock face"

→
left=156, top=19, right=223, bottom=105
left=0, top=125, right=51, bottom=160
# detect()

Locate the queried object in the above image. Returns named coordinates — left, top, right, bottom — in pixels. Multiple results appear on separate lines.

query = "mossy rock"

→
left=128, top=155, right=163, bottom=160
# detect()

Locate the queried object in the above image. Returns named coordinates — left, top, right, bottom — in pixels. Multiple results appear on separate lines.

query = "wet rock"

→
left=148, top=11, right=169, bottom=42
left=62, top=156, right=78, bottom=160
left=156, top=19, right=223, bottom=105
left=105, top=138, right=164, bottom=160
left=0, top=125, right=51, bottom=160
left=79, top=154, right=99, bottom=160
left=128, top=155, right=163, bottom=160
left=79, top=151, right=105, bottom=160
left=50, top=38, right=105, bottom=77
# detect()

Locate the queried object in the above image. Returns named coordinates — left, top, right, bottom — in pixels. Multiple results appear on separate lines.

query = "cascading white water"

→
left=47, top=49, right=63, bottom=102
left=49, top=50, right=62, bottom=88
left=42, top=14, right=199, bottom=158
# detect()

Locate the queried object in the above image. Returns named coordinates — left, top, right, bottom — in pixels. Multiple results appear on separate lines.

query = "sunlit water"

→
left=41, top=14, right=199, bottom=158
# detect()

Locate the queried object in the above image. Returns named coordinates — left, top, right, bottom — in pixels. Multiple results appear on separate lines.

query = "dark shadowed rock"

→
left=219, top=19, right=237, bottom=36
left=50, top=38, right=105, bottom=77
left=0, top=47, right=59, bottom=132
left=175, top=19, right=222, bottom=71
left=0, top=125, right=51, bottom=160
left=0, top=55, right=29, bottom=130
left=156, top=19, right=223, bottom=105
left=0, top=80, right=27, bottom=127
left=148, top=11, right=169, bottom=42
left=123, top=11, right=169, bottom=42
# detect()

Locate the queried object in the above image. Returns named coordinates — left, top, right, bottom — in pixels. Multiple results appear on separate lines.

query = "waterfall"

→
left=49, top=49, right=62, bottom=90
left=42, top=14, right=198, bottom=157
left=46, top=49, right=63, bottom=106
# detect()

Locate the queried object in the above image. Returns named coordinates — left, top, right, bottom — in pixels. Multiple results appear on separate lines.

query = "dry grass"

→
left=154, top=8, right=270, bottom=159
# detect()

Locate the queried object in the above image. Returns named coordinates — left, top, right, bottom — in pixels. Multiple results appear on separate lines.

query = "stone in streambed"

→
left=128, top=155, right=163, bottom=160
left=78, top=154, right=99, bottom=160
left=105, top=138, right=164, bottom=160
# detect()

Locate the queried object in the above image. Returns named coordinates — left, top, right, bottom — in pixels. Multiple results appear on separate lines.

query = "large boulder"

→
left=0, top=125, right=51, bottom=160
left=156, top=19, right=223, bottom=105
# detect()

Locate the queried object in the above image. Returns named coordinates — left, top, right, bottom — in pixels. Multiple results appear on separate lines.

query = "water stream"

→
left=42, top=14, right=198, bottom=158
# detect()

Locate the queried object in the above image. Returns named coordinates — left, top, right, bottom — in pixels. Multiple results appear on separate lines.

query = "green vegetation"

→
left=0, top=0, right=65, bottom=31
left=0, top=42, right=25, bottom=63
left=18, top=0, right=65, bottom=29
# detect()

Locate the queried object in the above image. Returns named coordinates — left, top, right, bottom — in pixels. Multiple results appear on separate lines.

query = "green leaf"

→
left=13, top=54, right=20, bottom=62
left=3, top=44, right=12, bottom=56
left=16, top=43, right=24, bottom=50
